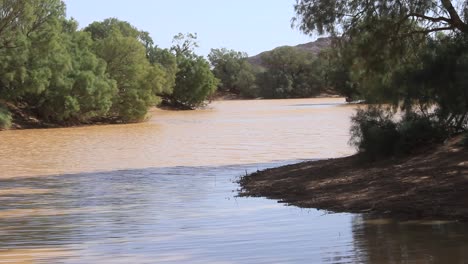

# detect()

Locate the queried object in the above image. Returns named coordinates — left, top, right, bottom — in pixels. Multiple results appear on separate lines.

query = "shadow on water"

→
left=0, top=162, right=467, bottom=263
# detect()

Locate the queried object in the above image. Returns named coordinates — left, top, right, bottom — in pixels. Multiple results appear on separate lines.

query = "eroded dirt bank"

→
left=240, top=137, right=468, bottom=220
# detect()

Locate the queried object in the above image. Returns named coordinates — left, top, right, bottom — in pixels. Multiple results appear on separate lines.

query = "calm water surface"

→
left=0, top=98, right=467, bottom=263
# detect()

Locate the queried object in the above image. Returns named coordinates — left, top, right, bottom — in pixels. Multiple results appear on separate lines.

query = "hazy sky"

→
left=63, top=0, right=317, bottom=57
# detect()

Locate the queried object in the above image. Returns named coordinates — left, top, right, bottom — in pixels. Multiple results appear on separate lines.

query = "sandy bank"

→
left=240, top=136, right=468, bottom=220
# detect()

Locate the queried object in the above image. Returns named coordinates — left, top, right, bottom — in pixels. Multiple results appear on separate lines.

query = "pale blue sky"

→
left=63, top=0, right=317, bottom=57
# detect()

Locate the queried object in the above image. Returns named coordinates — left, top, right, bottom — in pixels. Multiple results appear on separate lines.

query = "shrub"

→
left=350, top=107, right=449, bottom=160
left=350, top=107, right=399, bottom=160
left=396, top=113, right=447, bottom=154
left=0, top=106, right=12, bottom=130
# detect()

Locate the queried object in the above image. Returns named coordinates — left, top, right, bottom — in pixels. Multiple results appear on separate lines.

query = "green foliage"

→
left=350, top=107, right=399, bottom=160
left=85, top=19, right=166, bottom=122
left=169, top=33, right=219, bottom=109
left=0, top=1, right=119, bottom=124
left=293, top=0, right=468, bottom=104
left=172, top=54, right=219, bottom=109
left=208, top=48, right=258, bottom=97
left=0, top=2, right=222, bottom=126
left=293, top=0, right=468, bottom=36
left=0, top=106, right=12, bottom=129
left=0, top=0, right=66, bottom=50
left=395, top=34, right=468, bottom=133
left=235, top=64, right=260, bottom=98
left=85, top=18, right=142, bottom=40
left=396, top=113, right=447, bottom=154
left=350, top=107, right=448, bottom=160
left=0, top=0, right=65, bottom=99
left=36, top=20, right=117, bottom=123
left=256, top=46, right=324, bottom=98
left=147, top=47, right=178, bottom=95
left=295, top=0, right=468, bottom=150
left=316, top=47, right=354, bottom=98
left=171, top=33, right=199, bottom=57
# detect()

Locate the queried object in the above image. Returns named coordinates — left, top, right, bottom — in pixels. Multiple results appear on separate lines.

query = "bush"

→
left=0, top=106, right=12, bottom=130
left=350, top=107, right=449, bottom=160
left=350, top=107, right=399, bottom=160
left=396, top=113, right=447, bottom=154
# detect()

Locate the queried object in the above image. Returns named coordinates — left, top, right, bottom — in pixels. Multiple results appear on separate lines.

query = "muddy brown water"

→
left=0, top=98, right=467, bottom=263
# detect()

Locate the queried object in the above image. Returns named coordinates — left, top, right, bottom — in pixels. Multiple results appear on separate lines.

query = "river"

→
left=0, top=98, right=467, bottom=263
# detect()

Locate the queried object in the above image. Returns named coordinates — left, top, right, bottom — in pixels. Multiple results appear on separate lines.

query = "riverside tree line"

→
left=0, top=0, right=219, bottom=128
left=0, top=0, right=338, bottom=129
left=5, top=0, right=466, bottom=155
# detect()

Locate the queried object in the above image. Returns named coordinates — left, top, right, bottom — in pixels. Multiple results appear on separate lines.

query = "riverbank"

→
left=239, top=136, right=468, bottom=221
left=209, top=91, right=342, bottom=101
left=2, top=102, right=143, bottom=130
left=2, top=96, right=347, bottom=130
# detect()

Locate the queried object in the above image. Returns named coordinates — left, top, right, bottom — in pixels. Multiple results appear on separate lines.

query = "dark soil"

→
left=239, top=136, right=468, bottom=221
left=3, top=102, right=124, bottom=130
left=6, top=103, right=57, bottom=130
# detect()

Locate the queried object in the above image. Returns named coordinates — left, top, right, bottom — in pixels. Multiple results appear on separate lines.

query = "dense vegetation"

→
left=0, top=0, right=339, bottom=130
left=208, top=48, right=259, bottom=98
left=294, top=0, right=468, bottom=158
left=0, top=0, right=218, bottom=129
left=208, top=45, right=333, bottom=99
left=168, top=33, right=219, bottom=109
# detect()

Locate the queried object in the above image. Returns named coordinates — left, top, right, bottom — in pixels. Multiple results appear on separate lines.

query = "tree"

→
left=0, top=0, right=65, bottom=50
left=0, top=0, right=119, bottom=124
left=171, top=32, right=199, bottom=57
left=34, top=19, right=117, bottom=123
left=394, top=33, right=468, bottom=133
left=293, top=1, right=468, bottom=97
left=234, top=63, right=260, bottom=98
left=257, top=46, right=324, bottom=98
left=0, top=0, right=65, bottom=99
left=169, top=33, right=219, bottom=109
left=171, top=55, right=219, bottom=109
left=317, top=46, right=356, bottom=99
left=293, top=0, right=468, bottom=155
left=85, top=19, right=167, bottom=122
left=293, top=0, right=468, bottom=36
left=147, top=47, right=178, bottom=96
left=208, top=48, right=258, bottom=97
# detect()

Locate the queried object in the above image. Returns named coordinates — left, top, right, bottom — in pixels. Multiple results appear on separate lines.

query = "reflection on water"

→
left=0, top=164, right=358, bottom=264
left=0, top=98, right=467, bottom=263
left=353, top=216, right=468, bottom=264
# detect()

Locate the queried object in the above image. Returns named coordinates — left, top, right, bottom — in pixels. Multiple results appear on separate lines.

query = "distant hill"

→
left=247, top=37, right=332, bottom=67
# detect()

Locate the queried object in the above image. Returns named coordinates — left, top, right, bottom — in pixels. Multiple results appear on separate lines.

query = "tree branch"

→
left=440, top=0, right=468, bottom=33
left=406, top=26, right=456, bottom=35
left=406, top=12, right=451, bottom=24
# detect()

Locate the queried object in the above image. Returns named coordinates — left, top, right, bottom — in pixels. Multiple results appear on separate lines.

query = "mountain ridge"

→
left=247, top=37, right=333, bottom=67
